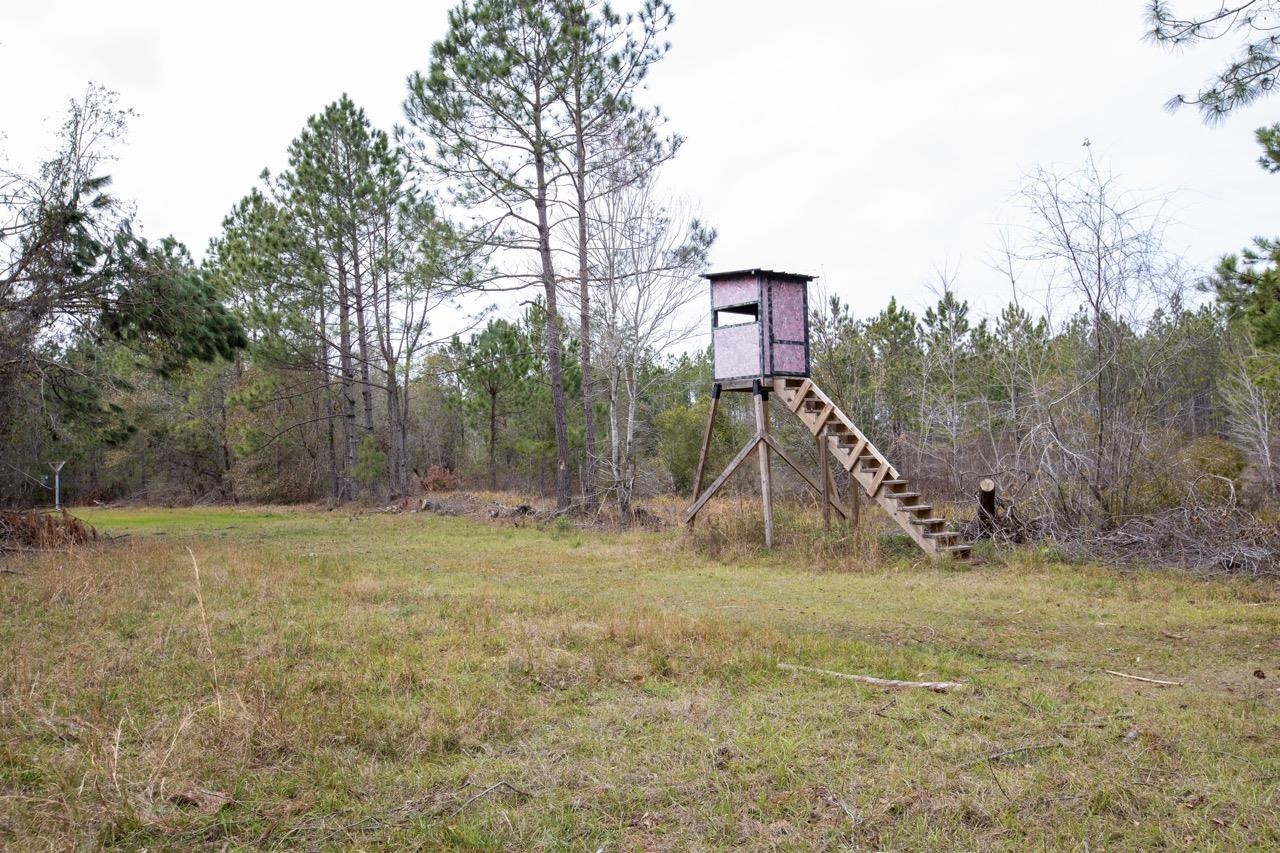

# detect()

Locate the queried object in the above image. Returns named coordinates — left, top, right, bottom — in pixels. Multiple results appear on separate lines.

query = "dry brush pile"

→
left=0, top=509, right=97, bottom=552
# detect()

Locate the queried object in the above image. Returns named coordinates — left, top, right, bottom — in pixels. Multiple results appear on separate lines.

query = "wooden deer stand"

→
left=685, top=269, right=969, bottom=558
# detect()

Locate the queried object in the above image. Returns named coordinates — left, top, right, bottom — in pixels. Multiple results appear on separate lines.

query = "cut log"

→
left=978, top=478, right=997, bottom=538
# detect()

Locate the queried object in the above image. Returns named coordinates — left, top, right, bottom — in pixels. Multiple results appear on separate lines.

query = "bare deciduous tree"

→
left=586, top=168, right=712, bottom=522
left=1015, top=151, right=1197, bottom=525
left=1222, top=327, right=1280, bottom=496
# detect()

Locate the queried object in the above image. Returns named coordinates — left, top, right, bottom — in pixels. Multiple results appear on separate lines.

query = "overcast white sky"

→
left=3, top=0, right=1277, bottom=338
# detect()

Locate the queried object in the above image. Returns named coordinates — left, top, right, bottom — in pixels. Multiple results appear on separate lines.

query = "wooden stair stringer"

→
left=772, top=378, right=970, bottom=559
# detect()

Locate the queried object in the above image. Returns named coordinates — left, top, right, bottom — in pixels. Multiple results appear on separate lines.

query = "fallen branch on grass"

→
left=1103, top=669, right=1184, bottom=687
left=817, top=785, right=859, bottom=826
left=448, top=780, right=530, bottom=816
left=963, top=742, right=1067, bottom=767
left=778, top=662, right=966, bottom=693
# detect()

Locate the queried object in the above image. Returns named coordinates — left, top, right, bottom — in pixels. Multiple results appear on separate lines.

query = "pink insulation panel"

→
left=711, top=276, right=758, bottom=309
left=713, top=323, right=761, bottom=380
left=771, top=342, right=807, bottom=374
left=765, top=280, right=808, bottom=376
left=770, top=281, right=806, bottom=343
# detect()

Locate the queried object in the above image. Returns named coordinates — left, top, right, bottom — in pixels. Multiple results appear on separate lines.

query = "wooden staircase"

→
left=772, top=377, right=971, bottom=559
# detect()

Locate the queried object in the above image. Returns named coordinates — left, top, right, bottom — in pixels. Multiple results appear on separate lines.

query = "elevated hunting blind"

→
left=688, top=267, right=971, bottom=559
left=708, top=269, right=812, bottom=387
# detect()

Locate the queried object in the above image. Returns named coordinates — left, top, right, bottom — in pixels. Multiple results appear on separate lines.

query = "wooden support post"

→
left=818, top=431, right=831, bottom=531
left=978, top=477, right=996, bottom=539
left=688, top=384, right=721, bottom=527
left=848, top=467, right=861, bottom=535
left=754, top=380, right=774, bottom=548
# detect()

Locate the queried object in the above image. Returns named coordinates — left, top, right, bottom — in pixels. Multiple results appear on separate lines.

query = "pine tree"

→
left=405, top=0, right=578, bottom=508
left=556, top=0, right=678, bottom=511
left=451, top=319, right=536, bottom=490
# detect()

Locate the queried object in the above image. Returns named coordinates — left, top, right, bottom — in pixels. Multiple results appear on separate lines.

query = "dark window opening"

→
left=714, top=303, right=759, bottom=327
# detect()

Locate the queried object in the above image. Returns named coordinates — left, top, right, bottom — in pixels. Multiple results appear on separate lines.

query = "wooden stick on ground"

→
left=778, top=662, right=966, bottom=693
left=449, top=781, right=530, bottom=816
left=1103, top=669, right=1184, bottom=687
left=962, top=742, right=1066, bottom=767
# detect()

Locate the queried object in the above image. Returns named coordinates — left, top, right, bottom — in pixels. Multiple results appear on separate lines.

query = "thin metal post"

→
left=50, top=461, right=66, bottom=511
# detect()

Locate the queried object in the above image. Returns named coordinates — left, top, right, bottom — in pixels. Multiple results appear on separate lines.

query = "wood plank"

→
left=843, top=437, right=867, bottom=472
left=808, top=402, right=835, bottom=436
left=869, top=462, right=890, bottom=495
left=755, top=391, right=774, bottom=548
left=683, top=432, right=763, bottom=524
left=689, top=391, right=720, bottom=517
left=787, top=378, right=813, bottom=413
left=773, top=376, right=965, bottom=558
left=845, top=464, right=859, bottom=529
left=819, top=432, right=831, bottom=531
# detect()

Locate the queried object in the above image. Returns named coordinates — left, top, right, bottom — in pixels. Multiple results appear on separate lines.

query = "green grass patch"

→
left=0, top=507, right=1277, bottom=849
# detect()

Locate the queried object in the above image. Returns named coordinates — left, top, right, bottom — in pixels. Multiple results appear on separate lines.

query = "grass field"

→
left=1, top=505, right=1278, bottom=850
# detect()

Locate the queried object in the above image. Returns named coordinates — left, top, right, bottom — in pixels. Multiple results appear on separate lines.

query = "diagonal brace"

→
left=761, top=433, right=850, bottom=520
left=684, top=431, right=765, bottom=524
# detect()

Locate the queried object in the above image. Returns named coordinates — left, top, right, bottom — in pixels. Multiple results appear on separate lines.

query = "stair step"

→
left=857, top=454, right=880, bottom=466
left=888, top=491, right=921, bottom=500
left=942, top=544, right=972, bottom=556
left=909, top=516, right=946, bottom=526
left=904, top=504, right=933, bottom=514
left=881, top=479, right=909, bottom=487
left=923, top=530, right=959, bottom=540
